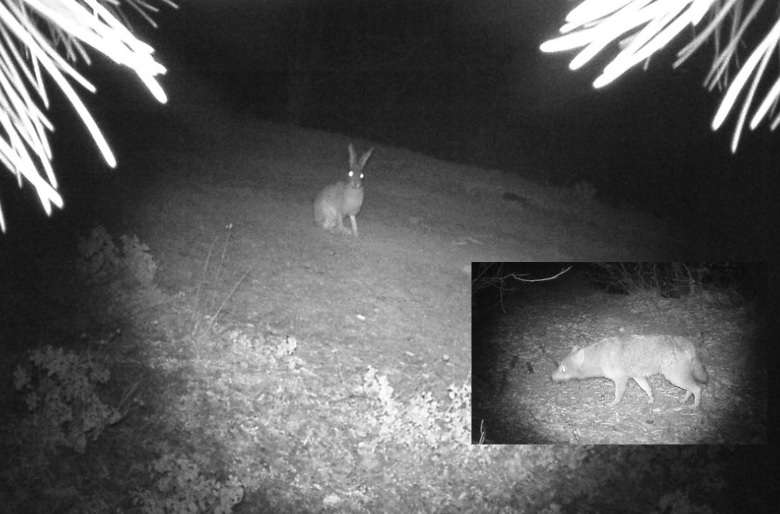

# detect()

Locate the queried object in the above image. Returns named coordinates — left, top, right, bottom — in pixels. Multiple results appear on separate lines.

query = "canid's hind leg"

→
left=663, top=371, right=702, bottom=408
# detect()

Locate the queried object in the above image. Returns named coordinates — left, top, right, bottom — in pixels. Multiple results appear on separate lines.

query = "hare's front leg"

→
left=348, top=215, right=359, bottom=237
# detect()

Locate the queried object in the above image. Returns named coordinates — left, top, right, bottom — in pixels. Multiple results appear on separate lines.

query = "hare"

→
left=313, top=143, right=374, bottom=237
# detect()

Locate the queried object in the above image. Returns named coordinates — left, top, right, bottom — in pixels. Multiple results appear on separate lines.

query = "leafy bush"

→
left=362, top=366, right=470, bottom=449
left=77, top=225, right=157, bottom=286
left=13, top=345, right=124, bottom=454
left=134, top=447, right=244, bottom=514
left=74, top=225, right=163, bottom=327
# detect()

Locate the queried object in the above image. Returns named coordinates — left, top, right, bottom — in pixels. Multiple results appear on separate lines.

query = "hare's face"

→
left=347, top=170, right=363, bottom=189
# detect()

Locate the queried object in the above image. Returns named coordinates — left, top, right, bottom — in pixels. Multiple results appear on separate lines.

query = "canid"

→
left=551, top=335, right=708, bottom=408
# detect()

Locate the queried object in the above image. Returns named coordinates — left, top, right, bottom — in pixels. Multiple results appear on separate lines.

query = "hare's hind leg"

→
left=334, top=214, right=351, bottom=235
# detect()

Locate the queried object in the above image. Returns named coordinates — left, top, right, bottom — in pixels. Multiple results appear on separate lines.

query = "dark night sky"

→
left=36, top=0, right=780, bottom=258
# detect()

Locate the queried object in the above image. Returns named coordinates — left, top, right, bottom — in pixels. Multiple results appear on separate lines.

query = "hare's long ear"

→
left=348, top=143, right=357, bottom=169
left=358, top=147, right=374, bottom=169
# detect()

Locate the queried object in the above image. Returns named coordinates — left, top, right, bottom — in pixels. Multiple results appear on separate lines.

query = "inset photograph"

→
left=472, top=262, right=767, bottom=444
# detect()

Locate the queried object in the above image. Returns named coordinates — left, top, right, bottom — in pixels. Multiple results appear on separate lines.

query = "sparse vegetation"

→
left=0, top=225, right=481, bottom=512
left=585, top=262, right=761, bottom=300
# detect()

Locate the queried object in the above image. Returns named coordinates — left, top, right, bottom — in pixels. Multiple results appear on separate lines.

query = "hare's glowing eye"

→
left=348, top=171, right=354, bottom=177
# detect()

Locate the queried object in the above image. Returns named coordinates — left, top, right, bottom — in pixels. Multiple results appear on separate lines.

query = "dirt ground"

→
left=86, top=77, right=684, bottom=401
